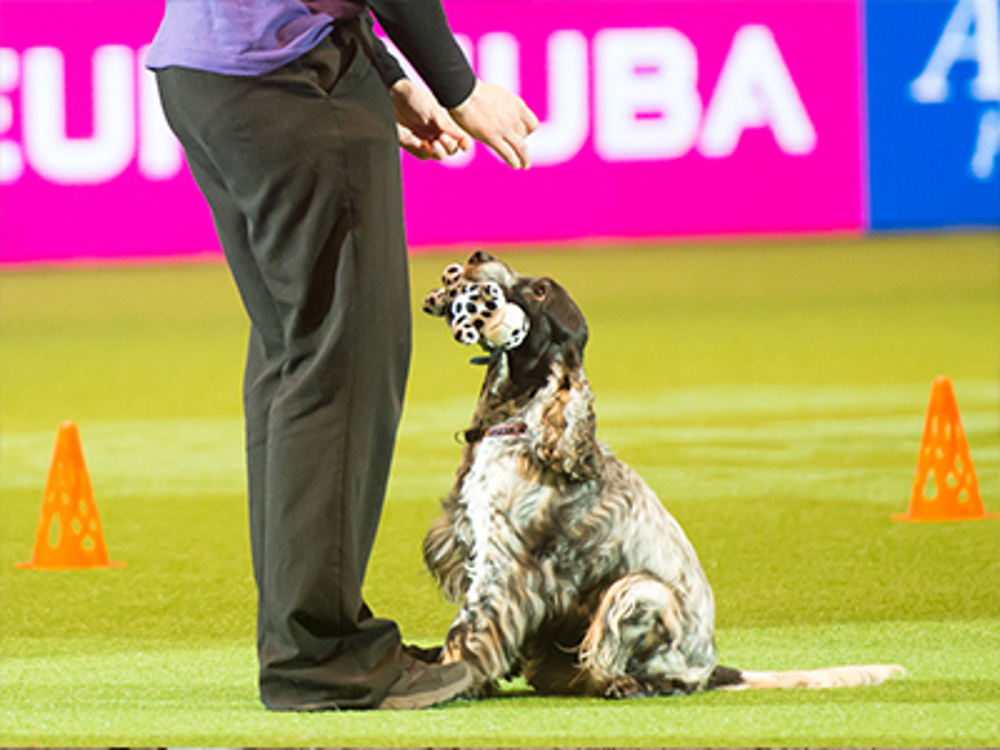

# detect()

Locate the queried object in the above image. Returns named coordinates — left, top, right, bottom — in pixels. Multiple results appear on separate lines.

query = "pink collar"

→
left=461, top=422, right=528, bottom=444
left=484, top=422, right=528, bottom=439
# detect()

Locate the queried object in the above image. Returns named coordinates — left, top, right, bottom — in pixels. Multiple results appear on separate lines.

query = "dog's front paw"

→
left=455, top=679, right=500, bottom=700
left=603, top=676, right=644, bottom=699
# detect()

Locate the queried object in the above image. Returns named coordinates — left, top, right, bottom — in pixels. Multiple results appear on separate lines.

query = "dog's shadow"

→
left=484, top=675, right=926, bottom=706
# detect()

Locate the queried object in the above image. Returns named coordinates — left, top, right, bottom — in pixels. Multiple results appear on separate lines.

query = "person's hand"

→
left=448, top=80, right=539, bottom=170
left=391, top=78, right=473, bottom=161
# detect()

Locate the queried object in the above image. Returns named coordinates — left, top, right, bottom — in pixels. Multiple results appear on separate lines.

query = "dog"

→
left=421, top=250, right=904, bottom=698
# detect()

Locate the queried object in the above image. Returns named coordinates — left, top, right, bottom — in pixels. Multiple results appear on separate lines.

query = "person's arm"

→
left=368, top=0, right=476, bottom=108
left=363, top=15, right=407, bottom=89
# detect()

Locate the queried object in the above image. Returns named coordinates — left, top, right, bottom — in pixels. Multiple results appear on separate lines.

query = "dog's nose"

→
left=468, top=250, right=496, bottom=265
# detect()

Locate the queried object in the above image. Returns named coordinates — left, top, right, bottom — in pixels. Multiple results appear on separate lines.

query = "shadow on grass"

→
left=483, top=677, right=999, bottom=707
left=696, top=678, right=1000, bottom=706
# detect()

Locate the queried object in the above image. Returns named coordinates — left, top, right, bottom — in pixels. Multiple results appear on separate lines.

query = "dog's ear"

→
left=534, top=351, right=600, bottom=481
left=505, top=277, right=589, bottom=389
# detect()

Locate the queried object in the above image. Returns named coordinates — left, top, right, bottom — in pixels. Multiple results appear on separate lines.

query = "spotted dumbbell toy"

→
left=423, top=264, right=529, bottom=351
left=421, top=263, right=465, bottom=317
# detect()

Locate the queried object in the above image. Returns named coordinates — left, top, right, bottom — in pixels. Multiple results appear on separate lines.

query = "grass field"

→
left=1, top=233, right=998, bottom=746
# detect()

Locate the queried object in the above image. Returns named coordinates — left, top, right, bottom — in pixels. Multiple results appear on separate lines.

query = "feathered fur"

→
left=423, top=251, right=904, bottom=698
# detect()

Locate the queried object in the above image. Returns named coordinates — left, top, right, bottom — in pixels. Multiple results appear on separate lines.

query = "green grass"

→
left=1, top=233, right=998, bottom=746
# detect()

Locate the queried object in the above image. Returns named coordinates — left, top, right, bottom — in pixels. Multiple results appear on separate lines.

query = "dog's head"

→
left=425, top=251, right=598, bottom=480
left=506, top=273, right=589, bottom=388
left=425, top=250, right=588, bottom=379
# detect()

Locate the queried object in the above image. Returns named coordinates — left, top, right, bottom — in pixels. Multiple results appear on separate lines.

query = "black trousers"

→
left=157, top=22, right=410, bottom=710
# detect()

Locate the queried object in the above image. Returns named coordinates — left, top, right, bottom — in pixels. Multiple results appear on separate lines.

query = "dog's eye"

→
left=532, top=281, right=548, bottom=301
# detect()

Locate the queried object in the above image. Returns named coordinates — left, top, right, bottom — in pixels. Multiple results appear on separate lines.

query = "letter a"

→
left=910, top=0, right=1000, bottom=103
left=699, top=25, right=817, bottom=158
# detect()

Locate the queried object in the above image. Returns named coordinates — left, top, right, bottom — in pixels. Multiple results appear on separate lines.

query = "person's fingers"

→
left=490, top=122, right=531, bottom=169
left=430, top=110, right=474, bottom=153
left=430, top=139, right=449, bottom=160
left=404, top=144, right=434, bottom=160
left=523, top=106, right=540, bottom=134
left=397, top=124, right=438, bottom=161
left=476, top=129, right=525, bottom=169
left=437, top=133, right=457, bottom=155
left=397, top=124, right=420, bottom=150
left=487, top=133, right=523, bottom=170
left=399, top=123, right=477, bottom=162
left=505, top=131, right=531, bottom=170
left=453, top=130, right=474, bottom=152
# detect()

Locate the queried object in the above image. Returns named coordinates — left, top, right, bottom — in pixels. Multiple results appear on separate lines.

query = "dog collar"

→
left=485, top=423, right=528, bottom=438
left=460, top=422, right=528, bottom=444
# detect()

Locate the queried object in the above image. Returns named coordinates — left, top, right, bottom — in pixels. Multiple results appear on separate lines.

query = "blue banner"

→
left=866, top=0, right=999, bottom=229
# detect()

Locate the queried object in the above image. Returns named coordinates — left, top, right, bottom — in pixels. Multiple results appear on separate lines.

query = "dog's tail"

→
left=708, top=663, right=904, bottom=691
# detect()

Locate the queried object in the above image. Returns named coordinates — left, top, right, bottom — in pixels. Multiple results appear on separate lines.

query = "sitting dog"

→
left=421, top=251, right=903, bottom=698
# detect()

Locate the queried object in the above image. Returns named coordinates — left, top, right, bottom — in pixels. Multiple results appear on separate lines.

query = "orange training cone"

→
left=16, top=421, right=124, bottom=570
left=894, top=376, right=997, bottom=523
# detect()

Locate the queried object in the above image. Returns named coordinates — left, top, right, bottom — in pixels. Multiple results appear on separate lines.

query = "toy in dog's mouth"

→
left=423, top=263, right=530, bottom=353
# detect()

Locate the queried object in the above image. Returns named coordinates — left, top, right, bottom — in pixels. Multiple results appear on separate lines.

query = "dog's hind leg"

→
left=578, top=574, right=715, bottom=698
left=521, top=614, right=592, bottom=696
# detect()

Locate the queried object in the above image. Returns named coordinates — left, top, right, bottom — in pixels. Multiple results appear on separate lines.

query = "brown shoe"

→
left=402, top=643, right=443, bottom=663
left=378, top=654, right=472, bottom=710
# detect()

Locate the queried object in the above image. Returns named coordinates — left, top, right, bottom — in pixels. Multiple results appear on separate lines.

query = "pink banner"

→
left=0, top=1, right=216, bottom=264
left=0, top=1, right=865, bottom=265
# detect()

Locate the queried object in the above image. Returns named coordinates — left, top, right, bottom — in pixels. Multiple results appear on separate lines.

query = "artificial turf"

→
left=1, top=233, right=998, bottom=746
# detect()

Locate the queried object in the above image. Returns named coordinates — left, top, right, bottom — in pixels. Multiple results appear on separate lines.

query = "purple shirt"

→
left=146, top=0, right=366, bottom=76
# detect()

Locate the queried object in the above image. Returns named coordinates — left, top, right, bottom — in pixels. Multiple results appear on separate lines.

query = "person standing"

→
left=146, top=0, right=538, bottom=711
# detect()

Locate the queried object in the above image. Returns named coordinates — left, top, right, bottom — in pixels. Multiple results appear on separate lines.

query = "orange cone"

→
left=894, top=376, right=997, bottom=523
left=16, top=421, right=124, bottom=570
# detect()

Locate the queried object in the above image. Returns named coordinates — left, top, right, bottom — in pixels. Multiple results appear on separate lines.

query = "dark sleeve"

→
left=368, top=0, right=477, bottom=108
left=363, top=15, right=407, bottom=89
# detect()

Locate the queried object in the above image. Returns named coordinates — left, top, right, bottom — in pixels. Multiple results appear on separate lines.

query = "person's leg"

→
left=179, top=156, right=281, bottom=659
left=156, top=25, right=435, bottom=709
